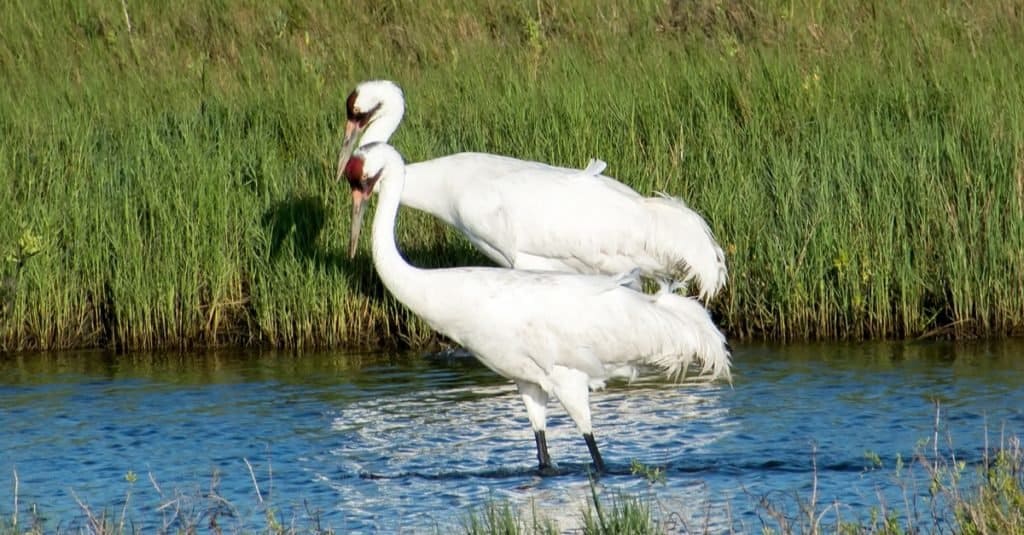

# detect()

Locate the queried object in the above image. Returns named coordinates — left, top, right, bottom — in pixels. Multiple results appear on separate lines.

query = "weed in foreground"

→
left=753, top=405, right=1024, bottom=535
left=459, top=498, right=558, bottom=535
left=581, top=478, right=661, bottom=535
left=1, top=464, right=335, bottom=535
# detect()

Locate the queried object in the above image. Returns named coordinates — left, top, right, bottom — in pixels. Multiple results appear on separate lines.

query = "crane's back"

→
left=402, top=152, right=727, bottom=297
left=409, top=267, right=730, bottom=387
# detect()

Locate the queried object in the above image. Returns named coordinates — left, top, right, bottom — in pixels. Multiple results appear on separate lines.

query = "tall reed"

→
left=2, top=0, right=1022, bottom=350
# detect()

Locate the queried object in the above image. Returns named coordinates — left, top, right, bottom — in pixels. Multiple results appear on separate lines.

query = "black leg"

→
left=534, top=430, right=552, bottom=470
left=583, top=432, right=605, bottom=473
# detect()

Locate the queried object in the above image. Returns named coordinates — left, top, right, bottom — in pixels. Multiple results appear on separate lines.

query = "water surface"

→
left=2, top=340, right=1023, bottom=532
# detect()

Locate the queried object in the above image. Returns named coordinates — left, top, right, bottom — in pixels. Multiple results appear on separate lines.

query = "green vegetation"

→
left=580, top=482, right=660, bottom=535
left=2, top=0, right=1023, bottom=350
left=460, top=499, right=558, bottom=535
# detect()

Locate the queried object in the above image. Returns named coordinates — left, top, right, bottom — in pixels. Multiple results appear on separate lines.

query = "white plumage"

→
left=344, top=142, right=731, bottom=472
left=338, top=80, right=728, bottom=301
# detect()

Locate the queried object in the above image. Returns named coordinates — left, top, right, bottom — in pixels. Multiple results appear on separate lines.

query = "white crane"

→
left=344, top=142, right=732, bottom=473
left=338, top=80, right=728, bottom=301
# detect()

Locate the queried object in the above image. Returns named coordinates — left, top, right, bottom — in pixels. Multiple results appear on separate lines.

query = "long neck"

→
left=358, top=103, right=456, bottom=219
left=360, top=103, right=404, bottom=146
left=397, top=163, right=457, bottom=224
left=370, top=165, right=437, bottom=320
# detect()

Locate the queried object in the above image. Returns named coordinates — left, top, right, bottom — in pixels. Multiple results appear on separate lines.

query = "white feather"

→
left=342, top=80, right=728, bottom=300
left=349, top=142, right=732, bottom=468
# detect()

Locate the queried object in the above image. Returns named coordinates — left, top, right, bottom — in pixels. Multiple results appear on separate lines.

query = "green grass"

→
left=459, top=498, right=559, bottom=535
left=2, top=0, right=1024, bottom=350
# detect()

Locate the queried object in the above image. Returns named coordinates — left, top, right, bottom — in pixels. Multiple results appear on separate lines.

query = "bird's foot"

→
left=536, top=464, right=561, bottom=477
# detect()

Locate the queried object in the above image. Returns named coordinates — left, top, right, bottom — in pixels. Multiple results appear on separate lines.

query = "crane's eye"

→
left=346, top=91, right=381, bottom=126
left=351, top=111, right=371, bottom=125
left=350, top=105, right=381, bottom=126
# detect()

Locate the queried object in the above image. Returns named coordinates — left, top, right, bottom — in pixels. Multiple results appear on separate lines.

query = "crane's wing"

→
left=505, top=171, right=727, bottom=299
left=446, top=157, right=614, bottom=270
left=451, top=186, right=517, bottom=268
left=406, top=151, right=726, bottom=298
left=488, top=272, right=643, bottom=379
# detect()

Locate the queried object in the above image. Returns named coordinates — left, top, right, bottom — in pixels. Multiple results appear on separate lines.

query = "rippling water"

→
left=2, top=340, right=1023, bottom=532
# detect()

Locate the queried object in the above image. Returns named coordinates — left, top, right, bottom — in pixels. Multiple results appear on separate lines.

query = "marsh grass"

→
left=930, top=431, right=1024, bottom=535
left=1, top=465, right=335, bottom=535
left=459, top=499, right=559, bottom=535
left=580, top=479, right=661, bottom=535
left=2, top=0, right=1024, bottom=350
left=751, top=407, right=1024, bottom=535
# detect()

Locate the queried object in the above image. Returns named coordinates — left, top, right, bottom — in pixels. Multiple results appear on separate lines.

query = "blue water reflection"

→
left=1, top=340, right=1022, bottom=532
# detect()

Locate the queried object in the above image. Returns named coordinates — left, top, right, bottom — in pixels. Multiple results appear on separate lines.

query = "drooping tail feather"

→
left=645, top=292, right=732, bottom=384
left=648, top=193, right=728, bottom=302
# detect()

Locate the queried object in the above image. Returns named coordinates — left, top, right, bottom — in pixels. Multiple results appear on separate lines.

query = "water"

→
left=1, top=340, right=1023, bottom=533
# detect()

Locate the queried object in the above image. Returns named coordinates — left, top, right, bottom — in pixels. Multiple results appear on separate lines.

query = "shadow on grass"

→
left=262, top=195, right=332, bottom=265
left=259, top=193, right=496, bottom=301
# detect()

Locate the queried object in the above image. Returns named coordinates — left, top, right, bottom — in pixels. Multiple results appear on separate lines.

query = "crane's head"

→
left=343, top=142, right=396, bottom=258
left=335, top=80, right=405, bottom=185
